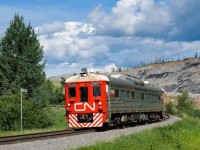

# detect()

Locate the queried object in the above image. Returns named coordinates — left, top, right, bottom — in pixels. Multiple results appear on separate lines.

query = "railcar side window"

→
left=126, top=91, right=131, bottom=99
left=131, top=91, right=135, bottom=100
left=115, top=89, right=120, bottom=98
left=68, top=87, right=76, bottom=98
left=148, top=94, right=152, bottom=100
left=144, top=93, right=148, bottom=100
left=80, top=87, right=88, bottom=102
left=93, top=86, right=101, bottom=97
left=141, top=93, right=144, bottom=100
left=152, top=94, right=157, bottom=101
left=135, top=92, right=140, bottom=100
left=120, top=90, right=126, bottom=99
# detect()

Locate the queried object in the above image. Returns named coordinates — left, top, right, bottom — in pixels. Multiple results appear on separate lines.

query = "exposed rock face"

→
left=49, top=58, right=200, bottom=94
left=125, top=58, right=200, bottom=94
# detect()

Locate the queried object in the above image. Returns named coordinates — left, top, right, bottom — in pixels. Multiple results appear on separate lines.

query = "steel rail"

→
left=0, top=129, right=95, bottom=145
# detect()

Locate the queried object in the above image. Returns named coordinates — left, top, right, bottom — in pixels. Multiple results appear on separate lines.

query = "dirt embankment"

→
left=125, top=58, right=200, bottom=94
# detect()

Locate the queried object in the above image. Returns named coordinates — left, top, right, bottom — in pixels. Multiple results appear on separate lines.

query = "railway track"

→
left=0, top=115, right=170, bottom=145
left=0, top=129, right=95, bottom=145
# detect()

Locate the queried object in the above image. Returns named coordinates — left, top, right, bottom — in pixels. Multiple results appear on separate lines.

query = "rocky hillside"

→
left=125, top=58, right=200, bottom=94
left=48, top=58, right=200, bottom=94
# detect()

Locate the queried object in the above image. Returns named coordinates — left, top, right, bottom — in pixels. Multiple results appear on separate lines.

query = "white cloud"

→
left=103, top=64, right=118, bottom=72
left=35, top=21, right=64, bottom=35
left=36, top=21, right=111, bottom=77
left=34, top=0, right=200, bottom=76
left=39, top=34, right=109, bottom=61
left=36, top=21, right=96, bottom=37
left=89, top=0, right=173, bottom=37
left=88, top=63, right=117, bottom=73
left=37, top=21, right=102, bottom=60
left=39, top=36, right=69, bottom=59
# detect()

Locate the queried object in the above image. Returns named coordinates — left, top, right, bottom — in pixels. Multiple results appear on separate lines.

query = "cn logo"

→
left=74, top=102, right=96, bottom=111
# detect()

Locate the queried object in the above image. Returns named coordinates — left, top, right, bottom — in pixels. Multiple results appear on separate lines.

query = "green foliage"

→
left=0, top=78, right=65, bottom=131
left=23, top=103, right=54, bottom=129
left=165, top=101, right=176, bottom=115
left=49, top=78, right=65, bottom=104
left=51, top=88, right=64, bottom=104
left=0, top=14, right=45, bottom=96
left=0, top=94, right=54, bottom=131
left=60, top=77, right=66, bottom=88
left=0, top=14, right=56, bottom=131
left=76, top=117, right=200, bottom=150
left=0, top=108, right=68, bottom=136
left=51, top=108, right=68, bottom=130
left=176, top=90, right=195, bottom=116
left=32, top=80, right=54, bottom=108
left=192, top=109, right=200, bottom=118
left=0, top=95, right=20, bottom=130
left=166, top=91, right=198, bottom=118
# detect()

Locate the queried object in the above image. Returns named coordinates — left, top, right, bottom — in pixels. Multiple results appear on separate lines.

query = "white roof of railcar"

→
left=65, top=73, right=109, bottom=83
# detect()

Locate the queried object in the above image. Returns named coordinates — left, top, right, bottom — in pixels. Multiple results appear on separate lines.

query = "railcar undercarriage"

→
left=110, top=111, right=163, bottom=126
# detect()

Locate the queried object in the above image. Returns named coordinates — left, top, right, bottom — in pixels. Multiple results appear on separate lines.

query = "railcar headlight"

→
left=98, top=102, right=102, bottom=105
left=67, top=103, right=71, bottom=107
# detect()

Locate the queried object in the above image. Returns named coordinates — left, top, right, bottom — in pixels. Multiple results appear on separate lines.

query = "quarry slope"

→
left=125, top=58, right=200, bottom=94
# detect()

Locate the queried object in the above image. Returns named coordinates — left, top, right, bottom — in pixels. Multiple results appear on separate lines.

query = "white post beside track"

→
left=20, top=88, right=27, bottom=132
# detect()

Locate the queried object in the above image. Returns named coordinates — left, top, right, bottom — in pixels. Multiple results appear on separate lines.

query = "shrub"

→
left=192, top=109, right=200, bottom=118
left=165, top=101, right=176, bottom=115
left=0, top=95, right=20, bottom=130
left=49, top=78, right=65, bottom=104
left=176, top=90, right=195, bottom=116
left=48, top=87, right=64, bottom=104
left=0, top=93, right=54, bottom=131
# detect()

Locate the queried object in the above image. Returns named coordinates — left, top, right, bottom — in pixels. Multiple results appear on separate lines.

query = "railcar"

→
left=65, top=71, right=164, bottom=129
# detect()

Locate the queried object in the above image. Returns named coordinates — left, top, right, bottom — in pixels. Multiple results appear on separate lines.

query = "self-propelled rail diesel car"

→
left=65, top=72, right=164, bottom=129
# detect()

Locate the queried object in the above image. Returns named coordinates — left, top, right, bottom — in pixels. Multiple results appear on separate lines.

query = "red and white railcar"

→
left=65, top=72, right=109, bottom=128
left=65, top=71, right=164, bottom=129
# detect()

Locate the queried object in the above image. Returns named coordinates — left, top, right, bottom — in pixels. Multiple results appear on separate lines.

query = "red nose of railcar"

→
left=65, top=80, right=107, bottom=128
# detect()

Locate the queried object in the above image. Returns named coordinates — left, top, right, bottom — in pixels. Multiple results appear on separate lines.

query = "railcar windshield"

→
left=80, top=87, right=88, bottom=102
left=93, top=86, right=101, bottom=97
left=68, top=87, right=76, bottom=98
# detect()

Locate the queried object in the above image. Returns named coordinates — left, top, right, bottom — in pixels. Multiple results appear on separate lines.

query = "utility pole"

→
left=20, top=88, right=27, bottom=132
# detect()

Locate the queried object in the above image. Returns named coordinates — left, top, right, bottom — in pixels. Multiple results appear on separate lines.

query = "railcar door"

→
left=90, top=81, right=107, bottom=122
left=90, top=82, right=103, bottom=112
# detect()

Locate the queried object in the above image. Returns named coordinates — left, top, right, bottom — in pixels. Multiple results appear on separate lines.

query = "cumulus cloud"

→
left=34, top=0, right=200, bottom=76
left=35, top=21, right=64, bottom=35
left=89, top=0, right=173, bottom=38
left=37, top=21, right=110, bottom=70
left=89, top=0, right=200, bottom=41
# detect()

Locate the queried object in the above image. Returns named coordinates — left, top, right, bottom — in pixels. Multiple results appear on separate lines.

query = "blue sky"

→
left=1, top=0, right=200, bottom=77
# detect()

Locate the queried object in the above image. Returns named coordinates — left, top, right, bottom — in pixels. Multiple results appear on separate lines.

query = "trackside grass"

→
left=0, top=108, right=69, bottom=137
left=76, top=117, right=200, bottom=150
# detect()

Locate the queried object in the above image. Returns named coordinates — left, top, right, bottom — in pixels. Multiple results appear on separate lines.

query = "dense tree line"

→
left=0, top=14, right=64, bottom=131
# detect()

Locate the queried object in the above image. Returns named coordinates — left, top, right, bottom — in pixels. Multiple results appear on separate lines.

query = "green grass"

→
left=76, top=117, right=200, bottom=150
left=50, top=102, right=65, bottom=107
left=51, top=107, right=68, bottom=130
left=0, top=108, right=69, bottom=137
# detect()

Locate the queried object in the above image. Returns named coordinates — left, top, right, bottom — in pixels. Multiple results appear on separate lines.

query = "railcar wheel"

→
left=95, top=123, right=109, bottom=132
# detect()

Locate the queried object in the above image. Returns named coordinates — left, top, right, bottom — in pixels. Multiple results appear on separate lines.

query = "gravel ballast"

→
left=0, top=116, right=182, bottom=150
